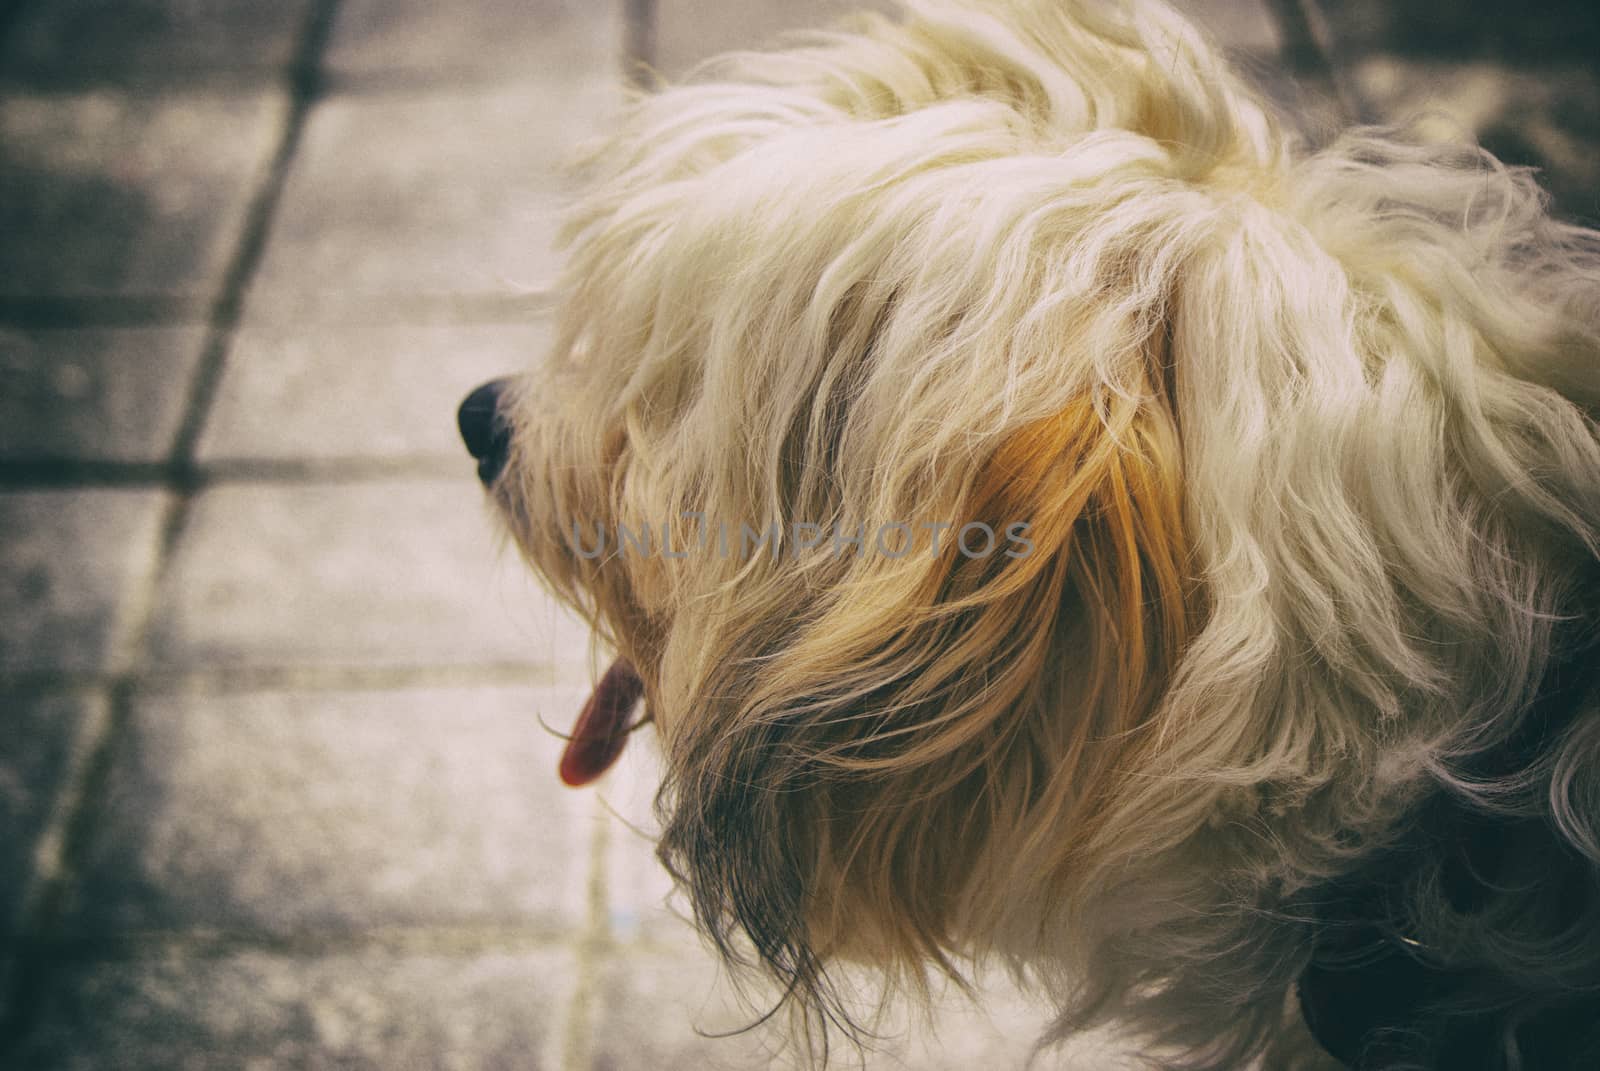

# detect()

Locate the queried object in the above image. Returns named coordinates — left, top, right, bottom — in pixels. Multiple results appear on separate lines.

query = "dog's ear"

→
left=652, top=361, right=1198, bottom=1038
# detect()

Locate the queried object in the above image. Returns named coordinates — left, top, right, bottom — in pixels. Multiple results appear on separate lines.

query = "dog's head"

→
left=463, top=0, right=1600, bottom=1064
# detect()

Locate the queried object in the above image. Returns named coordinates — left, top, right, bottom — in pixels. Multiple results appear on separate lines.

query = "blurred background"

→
left=0, top=1, right=1595, bottom=1068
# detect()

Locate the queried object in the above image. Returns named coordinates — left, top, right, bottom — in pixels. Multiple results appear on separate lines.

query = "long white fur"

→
left=494, top=1, right=1600, bottom=1067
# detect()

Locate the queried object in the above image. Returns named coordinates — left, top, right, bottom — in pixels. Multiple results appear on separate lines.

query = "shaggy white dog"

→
left=459, top=1, right=1600, bottom=1066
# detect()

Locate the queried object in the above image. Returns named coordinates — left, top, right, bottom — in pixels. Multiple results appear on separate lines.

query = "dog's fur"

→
left=485, top=1, right=1600, bottom=1066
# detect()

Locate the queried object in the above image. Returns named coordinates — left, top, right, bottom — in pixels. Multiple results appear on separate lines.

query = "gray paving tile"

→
left=1317, top=0, right=1599, bottom=61
left=329, top=0, right=623, bottom=83
left=0, top=490, right=169, bottom=675
left=0, top=0, right=313, bottom=79
left=590, top=950, right=787, bottom=1071
left=1351, top=57, right=1600, bottom=225
left=197, top=321, right=549, bottom=465
left=1174, top=0, right=1281, bottom=53
left=653, top=0, right=892, bottom=79
left=0, top=325, right=206, bottom=464
left=598, top=729, right=700, bottom=949
left=0, top=91, right=286, bottom=299
left=11, top=945, right=574, bottom=1070
left=589, top=948, right=1100, bottom=1070
left=0, top=690, right=102, bottom=932
left=146, top=478, right=593, bottom=670
left=606, top=821, right=691, bottom=949
left=62, top=684, right=594, bottom=936
left=880, top=990, right=1129, bottom=1071
left=653, top=0, right=1276, bottom=80
left=247, top=84, right=618, bottom=315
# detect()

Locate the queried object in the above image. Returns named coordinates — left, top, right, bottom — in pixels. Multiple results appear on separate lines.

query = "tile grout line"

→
left=623, top=0, right=657, bottom=87
left=562, top=806, right=613, bottom=1071
left=0, top=289, right=556, bottom=332
left=0, top=683, right=109, bottom=1009
left=0, top=0, right=347, bottom=1055
left=1, top=59, right=625, bottom=96
left=3, top=481, right=171, bottom=947
left=0, top=660, right=576, bottom=699
left=166, top=1, right=344, bottom=476
left=557, top=6, right=659, bottom=1063
left=0, top=456, right=475, bottom=491
left=7, top=926, right=604, bottom=963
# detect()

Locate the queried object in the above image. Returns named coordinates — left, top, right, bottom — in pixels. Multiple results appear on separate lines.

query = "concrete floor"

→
left=1, top=0, right=1595, bottom=1067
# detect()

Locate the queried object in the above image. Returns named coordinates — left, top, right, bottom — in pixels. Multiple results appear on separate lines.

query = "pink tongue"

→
left=559, top=659, right=645, bottom=787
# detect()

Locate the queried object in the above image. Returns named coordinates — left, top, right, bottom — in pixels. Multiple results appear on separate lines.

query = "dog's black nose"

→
left=458, top=377, right=514, bottom=485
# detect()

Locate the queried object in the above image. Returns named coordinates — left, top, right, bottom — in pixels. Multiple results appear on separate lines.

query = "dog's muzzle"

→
left=457, top=377, right=513, bottom=486
left=455, top=376, right=645, bottom=786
